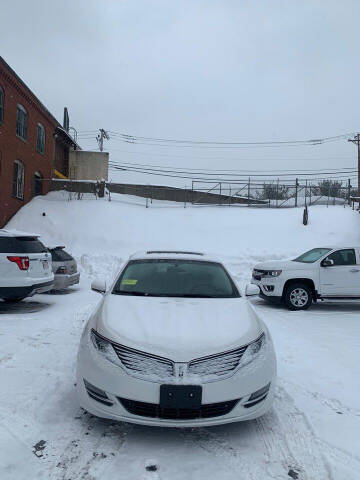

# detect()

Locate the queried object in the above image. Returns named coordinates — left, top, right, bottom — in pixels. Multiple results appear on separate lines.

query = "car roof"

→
left=0, top=229, right=40, bottom=238
left=128, top=250, right=223, bottom=263
left=311, top=246, right=360, bottom=250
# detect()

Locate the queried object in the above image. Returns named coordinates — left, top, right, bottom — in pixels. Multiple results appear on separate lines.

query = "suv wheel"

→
left=284, top=283, right=312, bottom=311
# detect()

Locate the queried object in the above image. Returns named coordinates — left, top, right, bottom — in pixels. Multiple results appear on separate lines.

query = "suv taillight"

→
left=7, top=256, right=30, bottom=270
left=56, top=266, right=67, bottom=274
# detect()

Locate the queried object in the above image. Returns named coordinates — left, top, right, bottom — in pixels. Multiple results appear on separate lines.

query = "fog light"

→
left=84, top=379, right=113, bottom=406
left=248, top=383, right=270, bottom=401
left=263, top=285, right=274, bottom=292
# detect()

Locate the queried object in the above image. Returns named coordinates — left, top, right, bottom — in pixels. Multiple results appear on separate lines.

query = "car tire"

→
left=2, top=297, right=26, bottom=303
left=284, top=283, right=312, bottom=311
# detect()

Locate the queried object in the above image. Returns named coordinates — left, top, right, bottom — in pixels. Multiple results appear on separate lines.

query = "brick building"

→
left=0, top=57, right=78, bottom=227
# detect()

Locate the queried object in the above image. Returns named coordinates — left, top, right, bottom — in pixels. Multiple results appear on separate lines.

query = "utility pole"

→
left=348, top=133, right=360, bottom=195
left=97, top=129, right=110, bottom=152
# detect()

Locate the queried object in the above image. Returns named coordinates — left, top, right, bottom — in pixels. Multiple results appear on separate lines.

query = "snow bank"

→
left=1, top=192, right=360, bottom=479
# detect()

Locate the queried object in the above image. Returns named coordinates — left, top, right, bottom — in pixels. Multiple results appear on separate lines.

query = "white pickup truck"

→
left=251, top=247, right=360, bottom=310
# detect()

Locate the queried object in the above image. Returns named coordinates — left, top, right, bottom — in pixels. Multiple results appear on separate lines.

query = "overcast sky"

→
left=1, top=0, right=360, bottom=186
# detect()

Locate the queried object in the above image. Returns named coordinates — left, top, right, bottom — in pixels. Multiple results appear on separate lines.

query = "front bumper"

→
left=52, top=272, right=80, bottom=290
left=251, top=276, right=284, bottom=301
left=76, top=331, right=277, bottom=427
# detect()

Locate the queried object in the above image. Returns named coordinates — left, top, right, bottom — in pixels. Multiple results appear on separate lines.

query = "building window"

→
left=33, top=171, right=43, bottom=196
left=0, top=86, right=4, bottom=123
left=36, top=123, right=45, bottom=154
left=16, top=104, right=28, bottom=140
left=13, top=160, right=24, bottom=199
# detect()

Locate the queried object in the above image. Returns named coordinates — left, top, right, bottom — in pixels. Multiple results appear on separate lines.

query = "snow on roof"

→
left=0, top=229, right=41, bottom=238
left=129, top=250, right=222, bottom=262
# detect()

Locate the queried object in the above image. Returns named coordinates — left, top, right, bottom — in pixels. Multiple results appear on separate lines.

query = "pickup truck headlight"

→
left=268, top=270, right=282, bottom=277
left=239, top=333, right=265, bottom=367
left=90, top=329, right=123, bottom=368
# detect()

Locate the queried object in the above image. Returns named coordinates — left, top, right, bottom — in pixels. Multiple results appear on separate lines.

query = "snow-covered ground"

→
left=1, top=192, right=360, bottom=480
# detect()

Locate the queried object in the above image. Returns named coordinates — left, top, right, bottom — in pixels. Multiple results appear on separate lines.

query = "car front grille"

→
left=112, top=343, right=175, bottom=379
left=187, top=345, right=248, bottom=379
left=118, top=397, right=239, bottom=420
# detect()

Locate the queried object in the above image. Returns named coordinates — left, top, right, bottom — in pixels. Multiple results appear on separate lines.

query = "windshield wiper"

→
left=113, top=291, right=149, bottom=296
left=180, top=294, right=218, bottom=298
left=113, top=291, right=229, bottom=298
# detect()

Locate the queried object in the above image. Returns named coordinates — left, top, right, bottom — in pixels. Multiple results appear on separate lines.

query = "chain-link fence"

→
left=191, top=179, right=355, bottom=207
left=48, top=178, right=356, bottom=208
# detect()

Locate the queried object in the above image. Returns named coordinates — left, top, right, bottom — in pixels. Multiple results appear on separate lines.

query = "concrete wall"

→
left=50, top=180, right=267, bottom=205
left=69, top=151, right=109, bottom=181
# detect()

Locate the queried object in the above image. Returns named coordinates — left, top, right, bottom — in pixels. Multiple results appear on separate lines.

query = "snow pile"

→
left=1, top=192, right=360, bottom=479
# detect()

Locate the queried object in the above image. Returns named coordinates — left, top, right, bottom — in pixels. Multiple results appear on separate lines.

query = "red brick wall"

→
left=0, top=60, right=58, bottom=227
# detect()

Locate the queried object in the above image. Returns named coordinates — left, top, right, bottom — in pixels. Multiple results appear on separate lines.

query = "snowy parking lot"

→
left=1, top=193, right=360, bottom=480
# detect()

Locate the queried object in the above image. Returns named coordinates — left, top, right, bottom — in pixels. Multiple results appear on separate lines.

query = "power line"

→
left=104, top=138, right=348, bottom=150
left=108, top=163, right=356, bottom=183
left=108, top=159, right=356, bottom=174
left=76, top=145, right=356, bottom=162
left=107, top=130, right=355, bottom=146
left=76, top=129, right=357, bottom=149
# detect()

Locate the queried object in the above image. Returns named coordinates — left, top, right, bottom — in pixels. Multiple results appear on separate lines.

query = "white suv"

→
left=0, top=229, right=54, bottom=302
left=252, top=246, right=360, bottom=310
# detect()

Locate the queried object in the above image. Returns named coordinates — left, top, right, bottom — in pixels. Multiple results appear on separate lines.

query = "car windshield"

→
left=112, top=259, right=240, bottom=298
left=293, top=248, right=332, bottom=263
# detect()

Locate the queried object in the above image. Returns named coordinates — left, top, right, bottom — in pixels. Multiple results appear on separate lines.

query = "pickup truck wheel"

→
left=284, top=283, right=312, bottom=311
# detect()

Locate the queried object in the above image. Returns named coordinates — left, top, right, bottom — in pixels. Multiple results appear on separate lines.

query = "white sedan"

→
left=76, top=251, right=276, bottom=427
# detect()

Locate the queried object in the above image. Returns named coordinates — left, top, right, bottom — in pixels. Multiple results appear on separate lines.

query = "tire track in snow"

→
left=47, top=389, right=332, bottom=480
left=280, top=378, right=360, bottom=418
left=49, top=411, right=133, bottom=479
left=179, top=386, right=331, bottom=480
left=253, top=386, right=332, bottom=479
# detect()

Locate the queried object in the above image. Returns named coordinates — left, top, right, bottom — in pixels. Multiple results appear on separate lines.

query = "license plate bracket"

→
left=160, top=385, right=202, bottom=409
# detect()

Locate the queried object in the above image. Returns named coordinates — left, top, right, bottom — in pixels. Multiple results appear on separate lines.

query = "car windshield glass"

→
left=293, top=248, right=332, bottom=263
left=113, top=259, right=240, bottom=298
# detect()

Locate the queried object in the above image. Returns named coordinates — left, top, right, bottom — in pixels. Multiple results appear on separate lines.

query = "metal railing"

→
left=47, top=178, right=355, bottom=209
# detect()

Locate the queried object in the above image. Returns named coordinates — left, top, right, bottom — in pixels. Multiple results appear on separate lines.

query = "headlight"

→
left=239, top=332, right=266, bottom=367
left=90, top=329, right=123, bottom=368
left=268, top=270, right=282, bottom=277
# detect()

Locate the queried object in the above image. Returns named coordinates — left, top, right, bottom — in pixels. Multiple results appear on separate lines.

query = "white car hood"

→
left=95, top=294, right=262, bottom=362
left=254, top=259, right=314, bottom=271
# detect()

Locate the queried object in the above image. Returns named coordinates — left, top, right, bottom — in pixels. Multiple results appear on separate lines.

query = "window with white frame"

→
left=36, top=123, right=45, bottom=154
left=0, top=86, right=4, bottom=123
left=13, top=160, right=24, bottom=199
left=16, top=104, right=28, bottom=140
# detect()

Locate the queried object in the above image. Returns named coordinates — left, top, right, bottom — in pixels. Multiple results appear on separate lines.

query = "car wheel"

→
left=284, top=283, right=312, bottom=311
left=2, top=297, right=26, bottom=303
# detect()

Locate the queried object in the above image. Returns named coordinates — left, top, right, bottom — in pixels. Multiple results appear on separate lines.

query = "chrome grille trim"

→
left=112, top=343, right=175, bottom=379
left=188, top=345, right=248, bottom=378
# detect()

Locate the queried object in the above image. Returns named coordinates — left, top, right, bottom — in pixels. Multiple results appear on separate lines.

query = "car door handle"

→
left=350, top=268, right=360, bottom=272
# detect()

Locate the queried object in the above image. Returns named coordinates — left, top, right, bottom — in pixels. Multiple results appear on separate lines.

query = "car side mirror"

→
left=245, top=283, right=260, bottom=296
left=321, top=259, right=334, bottom=267
left=91, top=278, right=107, bottom=294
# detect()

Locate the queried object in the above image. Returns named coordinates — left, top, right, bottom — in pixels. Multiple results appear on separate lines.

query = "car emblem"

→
left=176, top=364, right=186, bottom=378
